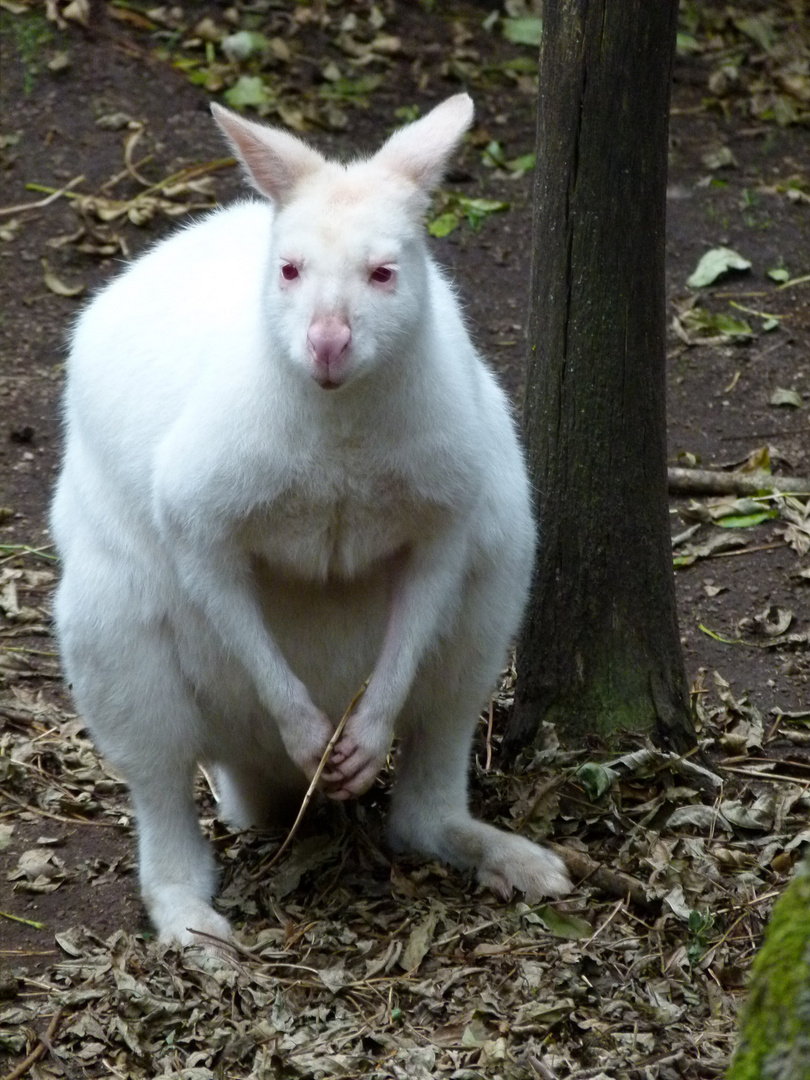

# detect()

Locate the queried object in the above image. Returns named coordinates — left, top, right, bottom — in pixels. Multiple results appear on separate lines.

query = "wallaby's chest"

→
left=242, top=466, right=448, bottom=582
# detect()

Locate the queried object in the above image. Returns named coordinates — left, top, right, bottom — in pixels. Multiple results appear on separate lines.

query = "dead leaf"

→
left=401, top=907, right=440, bottom=972
left=41, top=259, right=84, bottom=297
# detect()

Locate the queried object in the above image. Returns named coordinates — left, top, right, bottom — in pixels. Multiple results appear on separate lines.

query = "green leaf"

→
left=320, top=74, right=382, bottom=101
left=499, top=56, right=537, bottom=74
left=576, top=762, right=615, bottom=801
left=507, top=152, right=535, bottom=174
left=712, top=313, right=753, bottom=336
left=427, top=212, right=460, bottom=238
left=676, top=32, right=701, bottom=54
left=429, top=195, right=509, bottom=238
left=768, top=266, right=790, bottom=283
left=482, top=140, right=507, bottom=168
left=682, top=307, right=752, bottom=338
left=716, top=510, right=778, bottom=528
left=457, top=196, right=509, bottom=231
left=223, top=76, right=272, bottom=110
left=394, top=104, right=420, bottom=123
left=735, top=14, right=776, bottom=52
left=770, top=387, right=802, bottom=407
left=482, top=143, right=534, bottom=176
left=532, top=905, right=593, bottom=940
left=221, top=30, right=269, bottom=62
left=502, top=16, right=542, bottom=47
left=687, top=247, right=752, bottom=288
left=711, top=498, right=771, bottom=520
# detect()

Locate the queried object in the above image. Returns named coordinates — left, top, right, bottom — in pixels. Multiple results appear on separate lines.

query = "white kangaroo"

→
left=51, top=94, right=571, bottom=946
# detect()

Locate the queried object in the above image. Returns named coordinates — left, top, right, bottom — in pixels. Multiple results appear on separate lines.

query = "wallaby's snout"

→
left=307, top=315, right=352, bottom=388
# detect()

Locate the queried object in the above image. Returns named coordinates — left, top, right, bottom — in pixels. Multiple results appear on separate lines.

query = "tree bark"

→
left=507, top=0, right=695, bottom=754
left=726, top=851, right=810, bottom=1079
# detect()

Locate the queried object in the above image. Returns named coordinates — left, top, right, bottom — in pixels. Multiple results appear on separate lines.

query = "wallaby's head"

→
left=212, top=95, right=474, bottom=391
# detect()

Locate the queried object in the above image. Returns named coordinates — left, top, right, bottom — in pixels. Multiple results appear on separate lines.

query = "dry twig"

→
left=257, top=679, right=370, bottom=875
left=0, top=177, right=84, bottom=218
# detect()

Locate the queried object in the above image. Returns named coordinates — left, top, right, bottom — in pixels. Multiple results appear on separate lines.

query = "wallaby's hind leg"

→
left=55, top=560, right=231, bottom=947
left=209, top=750, right=308, bottom=832
left=388, top=682, right=570, bottom=902
left=131, top=764, right=231, bottom=946
left=387, top=567, right=571, bottom=902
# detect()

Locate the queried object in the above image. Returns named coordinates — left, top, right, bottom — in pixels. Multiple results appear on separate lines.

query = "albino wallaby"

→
left=51, top=94, right=571, bottom=947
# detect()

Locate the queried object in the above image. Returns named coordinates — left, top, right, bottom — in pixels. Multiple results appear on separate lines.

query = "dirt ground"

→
left=1, top=2, right=809, bottom=1078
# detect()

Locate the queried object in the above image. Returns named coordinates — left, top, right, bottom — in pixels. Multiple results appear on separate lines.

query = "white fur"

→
left=51, top=95, right=570, bottom=948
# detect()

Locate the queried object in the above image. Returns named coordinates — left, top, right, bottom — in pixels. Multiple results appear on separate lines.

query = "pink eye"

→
left=281, top=263, right=300, bottom=281
left=370, top=266, right=395, bottom=285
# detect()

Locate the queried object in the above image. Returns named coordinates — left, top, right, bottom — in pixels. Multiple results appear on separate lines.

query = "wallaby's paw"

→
left=477, top=837, right=572, bottom=903
left=321, top=713, right=392, bottom=800
left=280, top=705, right=335, bottom=781
left=150, top=890, right=234, bottom=953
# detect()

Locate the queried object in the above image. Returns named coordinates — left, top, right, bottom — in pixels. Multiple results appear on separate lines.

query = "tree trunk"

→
left=507, top=0, right=695, bottom=753
left=726, top=851, right=810, bottom=1079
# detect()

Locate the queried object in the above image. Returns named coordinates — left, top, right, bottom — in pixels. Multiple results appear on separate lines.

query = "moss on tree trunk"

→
left=507, top=0, right=695, bottom=753
left=727, top=852, right=810, bottom=1080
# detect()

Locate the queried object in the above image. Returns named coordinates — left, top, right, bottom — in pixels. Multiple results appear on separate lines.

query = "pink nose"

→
left=307, top=317, right=352, bottom=373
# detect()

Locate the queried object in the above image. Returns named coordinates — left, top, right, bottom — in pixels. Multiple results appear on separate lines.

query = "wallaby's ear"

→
left=374, top=94, right=474, bottom=193
left=211, top=103, right=325, bottom=204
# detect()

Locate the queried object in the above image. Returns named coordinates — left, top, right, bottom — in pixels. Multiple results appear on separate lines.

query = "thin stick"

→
left=258, top=679, right=370, bottom=874
left=0, top=176, right=84, bottom=218
left=485, top=698, right=494, bottom=771
left=1, top=1008, right=62, bottom=1080
left=120, top=157, right=235, bottom=203
left=99, top=154, right=155, bottom=192
left=0, top=544, right=57, bottom=567
left=708, top=541, right=786, bottom=558
left=587, top=899, right=625, bottom=944
left=720, top=767, right=810, bottom=785
left=777, top=273, right=810, bottom=290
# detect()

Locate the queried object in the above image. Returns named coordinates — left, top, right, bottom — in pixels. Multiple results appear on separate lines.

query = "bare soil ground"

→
left=1, top=2, right=809, bottom=1078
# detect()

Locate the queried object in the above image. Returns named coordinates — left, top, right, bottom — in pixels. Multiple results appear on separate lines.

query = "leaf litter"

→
left=3, top=565, right=810, bottom=1078
left=672, top=458, right=810, bottom=582
left=679, top=2, right=810, bottom=127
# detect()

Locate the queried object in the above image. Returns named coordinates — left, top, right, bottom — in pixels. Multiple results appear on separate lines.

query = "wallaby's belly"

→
left=256, top=557, right=390, bottom=715
left=171, top=555, right=391, bottom=741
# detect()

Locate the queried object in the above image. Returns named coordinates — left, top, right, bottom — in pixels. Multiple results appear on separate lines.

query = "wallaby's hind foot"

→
left=388, top=812, right=571, bottom=903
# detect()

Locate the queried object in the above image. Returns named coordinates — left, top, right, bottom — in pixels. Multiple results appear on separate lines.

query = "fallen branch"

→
left=668, top=467, right=810, bottom=497
left=549, top=843, right=651, bottom=908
